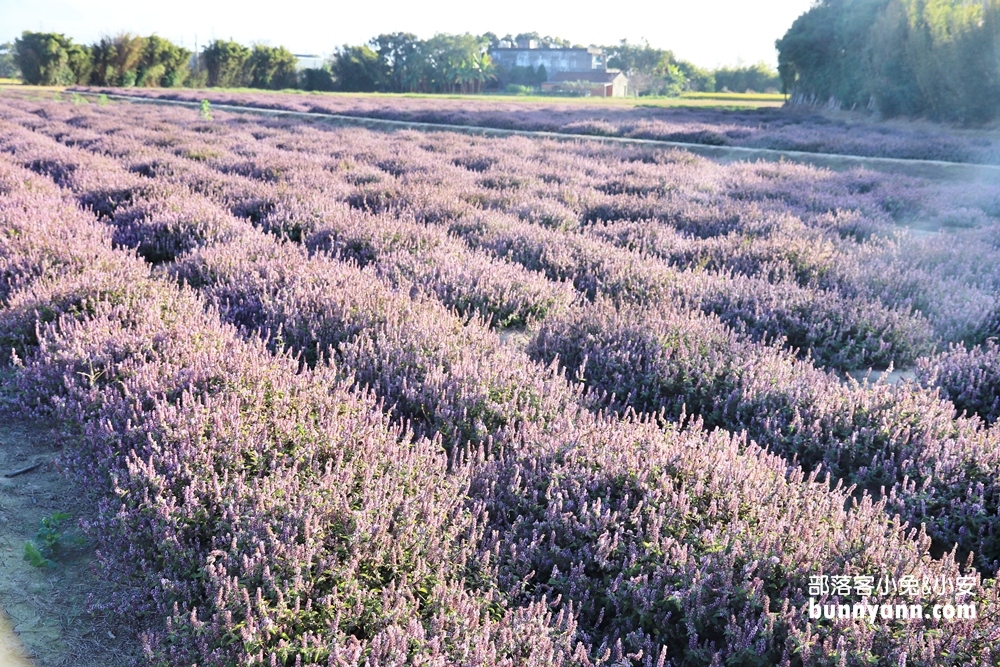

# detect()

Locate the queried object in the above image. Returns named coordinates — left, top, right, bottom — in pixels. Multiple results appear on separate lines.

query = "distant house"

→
left=541, top=70, right=628, bottom=98
left=489, top=40, right=628, bottom=96
left=489, top=45, right=607, bottom=75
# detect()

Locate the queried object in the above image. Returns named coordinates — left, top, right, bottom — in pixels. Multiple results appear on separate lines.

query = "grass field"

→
left=1, top=82, right=786, bottom=108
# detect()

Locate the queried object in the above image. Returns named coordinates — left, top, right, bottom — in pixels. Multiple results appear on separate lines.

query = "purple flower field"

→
left=82, top=87, right=1000, bottom=164
left=3, top=91, right=1000, bottom=666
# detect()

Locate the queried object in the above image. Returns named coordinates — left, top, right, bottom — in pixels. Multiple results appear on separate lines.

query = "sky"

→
left=0, top=0, right=813, bottom=69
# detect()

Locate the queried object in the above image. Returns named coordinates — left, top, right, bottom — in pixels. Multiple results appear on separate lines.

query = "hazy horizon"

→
left=0, top=0, right=813, bottom=69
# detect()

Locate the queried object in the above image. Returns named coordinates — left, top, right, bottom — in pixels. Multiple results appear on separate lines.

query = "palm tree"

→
left=473, top=51, right=495, bottom=93
left=456, top=59, right=476, bottom=93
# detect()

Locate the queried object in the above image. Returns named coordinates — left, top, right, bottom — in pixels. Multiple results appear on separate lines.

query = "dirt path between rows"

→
left=0, top=419, right=139, bottom=667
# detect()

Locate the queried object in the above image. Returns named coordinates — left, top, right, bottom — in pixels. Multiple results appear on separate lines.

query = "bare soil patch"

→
left=0, top=419, right=140, bottom=667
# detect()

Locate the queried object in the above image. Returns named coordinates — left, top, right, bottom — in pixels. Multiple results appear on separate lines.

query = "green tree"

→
left=14, top=31, right=92, bottom=85
left=867, top=0, right=924, bottom=115
left=202, top=39, right=251, bottom=88
left=901, top=0, right=1000, bottom=122
left=89, top=33, right=145, bottom=86
left=606, top=39, right=673, bottom=76
left=468, top=49, right=495, bottom=93
left=776, top=1, right=847, bottom=101
left=481, top=32, right=502, bottom=50
left=420, top=33, right=492, bottom=93
left=675, top=60, right=715, bottom=91
left=66, top=44, right=92, bottom=85
left=247, top=44, right=298, bottom=89
left=777, top=0, right=1000, bottom=121
left=535, top=63, right=547, bottom=85
left=330, top=44, right=382, bottom=91
left=136, top=35, right=190, bottom=87
left=371, top=33, right=423, bottom=92
left=714, top=62, right=781, bottom=93
left=301, top=67, right=334, bottom=91
left=0, top=42, right=19, bottom=79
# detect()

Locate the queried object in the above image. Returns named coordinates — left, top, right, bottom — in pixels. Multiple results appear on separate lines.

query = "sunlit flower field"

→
left=2, top=92, right=1000, bottom=666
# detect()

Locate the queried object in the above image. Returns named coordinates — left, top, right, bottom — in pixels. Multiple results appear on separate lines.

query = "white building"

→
left=541, top=70, right=629, bottom=98
left=294, top=54, right=326, bottom=70
left=489, top=45, right=607, bottom=75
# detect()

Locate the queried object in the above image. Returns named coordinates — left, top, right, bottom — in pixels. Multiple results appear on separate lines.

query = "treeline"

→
left=714, top=63, right=783, bottom=95
left=11, top=31, right=298, bottom=90
left=201, top=40, right=298, bottom=89
left=328, top=33, right=493, bottom=93
left=7, top=29, right=781, bottom=97
left=329, top=34, right=780, bottom=95
left=777, top=0, right=1000, bottom=123
left=14, top=32, right=187, bottom=86
left=602, top=39, right=780, bottom=95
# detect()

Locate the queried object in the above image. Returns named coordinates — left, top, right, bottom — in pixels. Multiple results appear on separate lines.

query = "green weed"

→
left=24, top=511, right=72, bottom=568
